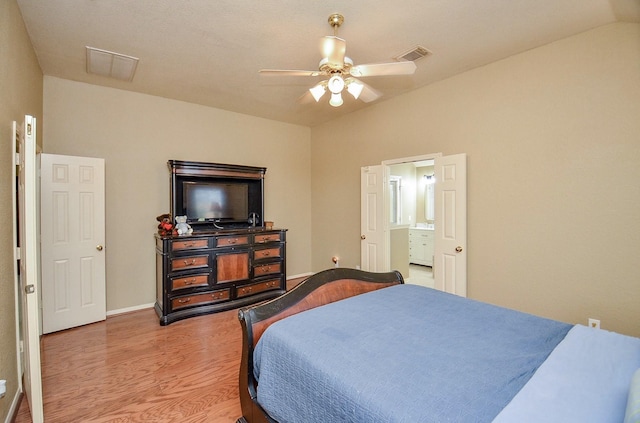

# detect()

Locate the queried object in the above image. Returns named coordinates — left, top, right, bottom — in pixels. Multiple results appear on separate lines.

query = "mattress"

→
left=254, top=284, right=571, bottom=423
left=494, top=324, right=640, bottom=422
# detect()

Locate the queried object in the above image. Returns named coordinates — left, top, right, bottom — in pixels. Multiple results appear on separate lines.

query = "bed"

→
left=236, top=268, right=640, bottom=423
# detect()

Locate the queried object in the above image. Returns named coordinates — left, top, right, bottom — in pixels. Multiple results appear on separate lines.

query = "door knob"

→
left=455, top=246, right=463, bottom=253
left=361, top=235, right=366, bottom=240
left=96, top=245, right=104, bottom=251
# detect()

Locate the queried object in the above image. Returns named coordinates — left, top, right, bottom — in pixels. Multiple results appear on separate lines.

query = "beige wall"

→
left=311, top=22, right=640, bottom=337
left=0, top=0, right=43, bottom=419
left=43, top=77, right=311, bottom=312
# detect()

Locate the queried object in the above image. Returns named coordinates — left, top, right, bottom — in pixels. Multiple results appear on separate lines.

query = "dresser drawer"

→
left=236, top=278, right=281, bottom=298
left=171, top=238, right=209, bottom=251
left=171, top=289, right=231, bottom=311
left=254, top=233, right=282, bottom=244
left=253, top=262, right=281, bottom=277
left=216, top=235, right=249, bottom=247
left=253, top=246, right=282, bottom=260
left=170, top=273, right=209, bottom=291
left=170, top=255, right=209, bottom=271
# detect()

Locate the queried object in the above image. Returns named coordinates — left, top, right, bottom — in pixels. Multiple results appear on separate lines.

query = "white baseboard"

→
left=287, top=272, right=313, bottom=280
left=106, top=302, right=154, bottom=317
left=5, top=389, right=22, bottom=423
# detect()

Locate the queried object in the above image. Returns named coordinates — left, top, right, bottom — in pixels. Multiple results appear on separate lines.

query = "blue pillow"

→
left=625, top=368, right=640, bottom=423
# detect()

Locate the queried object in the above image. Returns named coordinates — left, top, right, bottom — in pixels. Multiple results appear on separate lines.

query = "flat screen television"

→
left=174, top=179, right=263, bottom=228
left=183, top=181, right=248, bottom=223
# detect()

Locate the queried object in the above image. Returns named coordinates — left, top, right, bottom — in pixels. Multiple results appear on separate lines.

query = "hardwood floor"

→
left=15, top=276, right=306, bottom=422
left=15, top=308, right=243, bottom=422
left=16, top=306, right=257, bottom=422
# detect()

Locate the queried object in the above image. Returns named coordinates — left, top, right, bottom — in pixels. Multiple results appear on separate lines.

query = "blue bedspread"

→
left=254, top=284, right=571, bottom=423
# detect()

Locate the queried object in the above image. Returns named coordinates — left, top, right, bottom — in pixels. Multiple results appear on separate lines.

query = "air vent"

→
left=395, top=46, right=431, bottom=62
left=86, top=46, right=139, bottom=82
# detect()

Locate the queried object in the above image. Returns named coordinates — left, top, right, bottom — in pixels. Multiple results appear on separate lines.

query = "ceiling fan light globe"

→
left=329, top=92, right=343, bottom=107
left=347, top=80, right=364, bottom=99
left=328, top=75, right=345, bottom=94
left=309, top=84, right=326, bottom=102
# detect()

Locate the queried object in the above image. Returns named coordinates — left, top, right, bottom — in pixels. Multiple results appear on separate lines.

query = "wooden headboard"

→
left=236, top=268, right=404, bottom=423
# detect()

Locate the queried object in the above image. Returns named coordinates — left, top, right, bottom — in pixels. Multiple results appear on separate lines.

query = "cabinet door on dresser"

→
left=214, top=234, right=250, bottom=283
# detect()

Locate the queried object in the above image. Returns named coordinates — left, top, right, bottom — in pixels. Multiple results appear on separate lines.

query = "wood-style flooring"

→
left=14, top=278, right=304, bottom=423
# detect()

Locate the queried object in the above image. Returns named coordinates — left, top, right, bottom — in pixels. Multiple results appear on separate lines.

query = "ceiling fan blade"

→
left=350, top=61, right=417, bottom=77
left=259, top=69, right=321, bottom=77
left=320, top=36, right=346, bottom=68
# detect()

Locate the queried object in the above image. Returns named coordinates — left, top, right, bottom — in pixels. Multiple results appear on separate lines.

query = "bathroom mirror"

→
left=424, top=176, right=434, bottom=221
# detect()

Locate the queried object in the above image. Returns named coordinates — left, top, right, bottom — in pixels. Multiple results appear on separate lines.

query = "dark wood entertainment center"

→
left=155, top=160, right=287, bottom=325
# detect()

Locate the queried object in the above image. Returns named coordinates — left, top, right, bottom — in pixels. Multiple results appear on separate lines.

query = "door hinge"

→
left=25, top=284, right=35, bottom=294
left=27, top=123, right=32, bottom=135
left=14, top=247, right=20, bottom=260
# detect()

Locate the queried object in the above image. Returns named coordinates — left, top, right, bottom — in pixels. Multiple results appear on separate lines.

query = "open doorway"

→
left=361, top=153, right=467, bottom=296
left=388, top=160, right=435, bottom=288
left=384, top=154, right=440, bottom=288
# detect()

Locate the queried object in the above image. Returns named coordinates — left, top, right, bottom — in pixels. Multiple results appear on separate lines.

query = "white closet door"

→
left=41, top=154, right=106, bottom=334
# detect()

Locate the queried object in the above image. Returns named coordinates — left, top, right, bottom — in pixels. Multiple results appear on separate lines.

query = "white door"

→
left=433, top=153, right=467, bottom=297
left=15, top=116, right=45, bottom=422
left=40, top=154, right=106, bottom=334
left=360, top=165, right=389, bottom=271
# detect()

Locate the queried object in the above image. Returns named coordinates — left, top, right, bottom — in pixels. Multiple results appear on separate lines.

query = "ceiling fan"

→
left=260, top=14, right=417, bottom=107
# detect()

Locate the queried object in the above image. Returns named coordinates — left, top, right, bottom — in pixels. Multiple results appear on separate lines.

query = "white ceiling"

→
left=16, top=0, right=640, bottom=127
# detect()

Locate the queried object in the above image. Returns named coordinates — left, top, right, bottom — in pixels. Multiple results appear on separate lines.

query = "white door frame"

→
left=14, top=116, right=45, bottom=422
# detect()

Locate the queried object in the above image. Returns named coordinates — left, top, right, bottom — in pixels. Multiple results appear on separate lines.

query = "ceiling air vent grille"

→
left=86, top=46, right=139, bottom=81
left=395, top=46, right=431, bottom=62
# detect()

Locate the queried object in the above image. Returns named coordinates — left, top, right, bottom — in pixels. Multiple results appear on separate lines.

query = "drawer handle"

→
left=212, top=293, right=224, bottom=299
left=184, top=278, right=197, bottom=285
left=263, top=251, right=271, bottom=256
left=178, top=298, right=191, bottom=304
left=183, top=259, right=196, bottom=266
left=228, top=238, right=237, bottom=244
left=183, top=242, right=195, bottom=247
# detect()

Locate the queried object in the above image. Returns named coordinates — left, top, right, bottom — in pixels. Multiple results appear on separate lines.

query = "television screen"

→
left=183, top=182, right=248, bottom=222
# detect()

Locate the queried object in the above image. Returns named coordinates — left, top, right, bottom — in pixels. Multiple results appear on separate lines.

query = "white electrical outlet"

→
left=588, top=318, right=600, bottom=329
